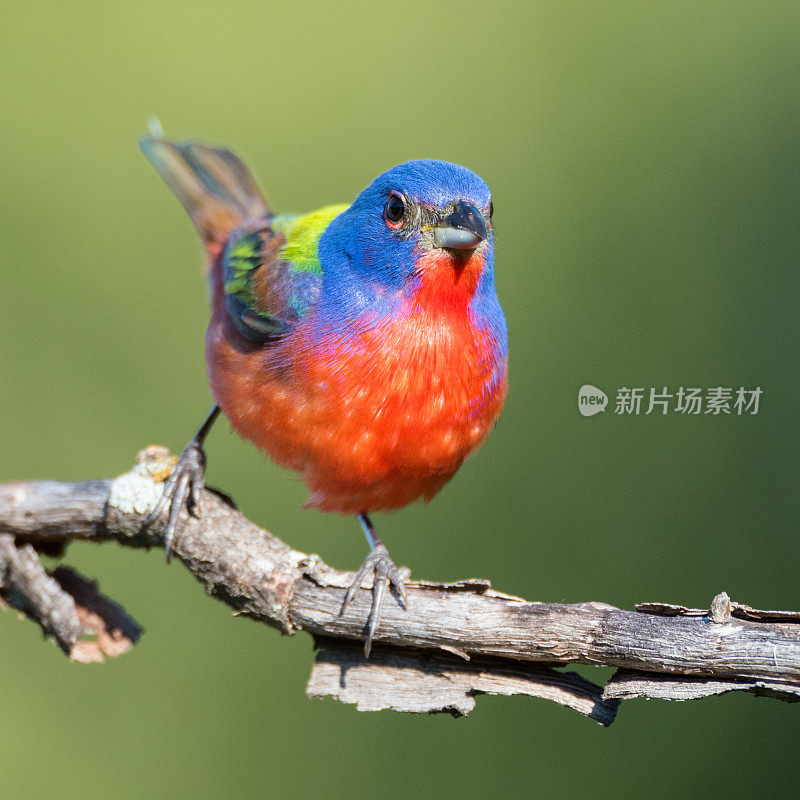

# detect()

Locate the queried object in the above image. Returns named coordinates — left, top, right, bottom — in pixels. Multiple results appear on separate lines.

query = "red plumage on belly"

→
left=205, top=249, right=508, bottom=514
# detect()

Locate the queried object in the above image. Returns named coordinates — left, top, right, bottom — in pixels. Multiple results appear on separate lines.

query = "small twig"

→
left=0, top=446, right=799, bottom=724
left=0, top=533, right=84, bottom=653
left=0, top=534, right=142, bottom=662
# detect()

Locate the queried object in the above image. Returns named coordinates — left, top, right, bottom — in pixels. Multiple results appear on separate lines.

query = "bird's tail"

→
left=139, top=134, right=269, bottom=256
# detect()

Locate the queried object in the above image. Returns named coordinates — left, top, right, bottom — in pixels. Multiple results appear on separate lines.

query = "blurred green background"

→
left=2, top=1, right=799, bottom=797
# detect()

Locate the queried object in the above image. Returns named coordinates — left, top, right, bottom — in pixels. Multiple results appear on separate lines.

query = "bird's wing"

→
left=222, top=204, right=347, bottom=342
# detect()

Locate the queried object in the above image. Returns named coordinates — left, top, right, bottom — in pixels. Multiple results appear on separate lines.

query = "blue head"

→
left=318, top=160, right=503, bottom=346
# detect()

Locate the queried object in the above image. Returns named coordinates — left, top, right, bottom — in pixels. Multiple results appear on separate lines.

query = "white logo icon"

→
left=578, top=384, right=608, bottom=417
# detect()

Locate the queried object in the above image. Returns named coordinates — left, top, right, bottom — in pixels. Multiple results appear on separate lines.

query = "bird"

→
left=139, top=135, right=508, bottom=655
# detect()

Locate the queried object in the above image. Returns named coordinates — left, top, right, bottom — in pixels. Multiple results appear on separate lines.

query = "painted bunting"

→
left=140, top=136, right=508, bottom=655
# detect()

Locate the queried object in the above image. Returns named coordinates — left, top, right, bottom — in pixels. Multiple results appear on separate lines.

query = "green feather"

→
left=224, top=232, right=263, bottom=307
left=272, top=204, right=348, bottom=275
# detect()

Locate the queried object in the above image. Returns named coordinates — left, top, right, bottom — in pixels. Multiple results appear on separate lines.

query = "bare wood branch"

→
left=0, top=533, right=84, bottom=652
left=1, top=445, right=799, bottom=725
left=0, top=536, right=141, bottom=661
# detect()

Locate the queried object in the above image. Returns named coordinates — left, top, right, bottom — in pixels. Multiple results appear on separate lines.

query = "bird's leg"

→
left=144, top=404, right=220, bottom=562
left=341, top=513, right=408, bottom=657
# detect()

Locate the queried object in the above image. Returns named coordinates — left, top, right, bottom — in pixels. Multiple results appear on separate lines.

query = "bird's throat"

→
left=410, top=250, right=485, bottom=316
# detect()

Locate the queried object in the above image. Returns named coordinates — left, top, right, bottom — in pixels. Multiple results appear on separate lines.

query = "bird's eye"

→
left=384, top=192, right=406, bottom=228
left=488, top=201, right=494, bottom=220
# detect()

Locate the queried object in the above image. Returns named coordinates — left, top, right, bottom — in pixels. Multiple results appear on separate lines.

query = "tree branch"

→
left=1, top=446, right=799, bottom=725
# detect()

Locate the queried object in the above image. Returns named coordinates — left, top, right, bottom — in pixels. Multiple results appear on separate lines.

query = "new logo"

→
left=578, top=385, right=608, bottom=417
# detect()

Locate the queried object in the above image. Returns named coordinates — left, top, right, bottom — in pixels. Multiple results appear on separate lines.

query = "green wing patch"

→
left=224, top=232, right=263, bottom=307
left=223, top=227, right=290, bottom=341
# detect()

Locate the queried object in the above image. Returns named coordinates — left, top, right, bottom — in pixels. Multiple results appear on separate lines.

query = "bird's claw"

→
left=341, top=543, right=408, bottom=658
left=143, top=437, right=207, bottom=562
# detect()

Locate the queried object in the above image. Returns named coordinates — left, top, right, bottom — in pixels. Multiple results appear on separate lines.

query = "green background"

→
left=2, top=2, right=798, bottom=797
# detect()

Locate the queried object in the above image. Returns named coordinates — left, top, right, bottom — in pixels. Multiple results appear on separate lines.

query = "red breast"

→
left=205, top=248, right=508, bottom=513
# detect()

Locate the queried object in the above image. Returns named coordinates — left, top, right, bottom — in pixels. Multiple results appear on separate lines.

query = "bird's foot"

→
left=341, top=544, right=409, bottom=658
left=143, top=437, right=207, bottom=561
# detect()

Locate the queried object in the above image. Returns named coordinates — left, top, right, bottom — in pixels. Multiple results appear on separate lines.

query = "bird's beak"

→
left=432, top=200, right=488, bottom=250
